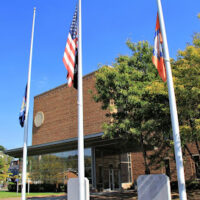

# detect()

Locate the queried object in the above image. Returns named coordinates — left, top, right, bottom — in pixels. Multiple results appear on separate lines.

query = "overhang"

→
left=5, top=132, right=121, bottom=158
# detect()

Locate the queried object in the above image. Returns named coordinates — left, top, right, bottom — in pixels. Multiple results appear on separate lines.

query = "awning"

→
left=5, top=132, right=121, bottom=158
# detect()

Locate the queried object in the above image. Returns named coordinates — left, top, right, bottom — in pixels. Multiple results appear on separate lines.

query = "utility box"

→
left=68, top=178, right=90, bottom=200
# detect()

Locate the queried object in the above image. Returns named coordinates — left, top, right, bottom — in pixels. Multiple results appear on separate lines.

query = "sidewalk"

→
left=1, top=189, right=200, bottom=200
left=90, top=190, right=137, bottom=200
left=0, top=196, right=67, bottom=200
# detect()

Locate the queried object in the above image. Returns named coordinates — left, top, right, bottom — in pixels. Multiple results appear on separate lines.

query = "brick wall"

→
left=32, top=72, right=107, bottom=145
left=32, top=71, right=199, bottom=184
left=131, top=143, right=199, bottom=183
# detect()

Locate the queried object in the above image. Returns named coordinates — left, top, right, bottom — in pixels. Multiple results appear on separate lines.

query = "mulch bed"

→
left=90, top=189, right=200, bottom=200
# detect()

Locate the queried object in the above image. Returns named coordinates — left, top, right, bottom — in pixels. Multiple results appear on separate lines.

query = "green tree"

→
left=93, top=37, right=200, bottom=173
left=93, top=40, right=171, bottom=173
left=173, top=33, right=200, bottom=158
left=145, top=34, right=200, bottom=167
left=0, top=145, right=5, bottom=152
left=0, top=147, right=12, bottom=186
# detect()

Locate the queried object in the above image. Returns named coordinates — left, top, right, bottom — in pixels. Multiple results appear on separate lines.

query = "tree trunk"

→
left=190, top=119, right=200, bottom=157
left=140, top=133, right=150, bottom=174
left=195, top=139, right=200, bottom=156
left=184, top=144, right=195, bottom=161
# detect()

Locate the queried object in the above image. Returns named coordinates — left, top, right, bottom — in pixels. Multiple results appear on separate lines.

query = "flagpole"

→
left=78, top=0, right=85, bottom=200
left=21, top=7, right=36, bottom=200
left=156, top=0, right=187, bottom=199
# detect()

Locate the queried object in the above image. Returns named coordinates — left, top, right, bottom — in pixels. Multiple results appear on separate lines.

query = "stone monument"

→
left=137, top=174, right=171, bottom=200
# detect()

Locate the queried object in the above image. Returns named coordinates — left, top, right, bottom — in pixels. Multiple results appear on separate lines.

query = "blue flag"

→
left=19, top=85, right=27, bottom=127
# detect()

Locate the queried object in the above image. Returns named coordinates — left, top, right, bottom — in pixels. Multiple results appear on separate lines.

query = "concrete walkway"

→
left=1, top=189, right=200, bottom=200
left=0, top=191, right=136, bottom=200
left=28, top=196, right=67, bottom=200
left=0, top=196, right=67, bottom=200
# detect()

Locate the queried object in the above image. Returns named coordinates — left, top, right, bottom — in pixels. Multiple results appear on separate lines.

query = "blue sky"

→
left=0, top=0, right=199, bottom=150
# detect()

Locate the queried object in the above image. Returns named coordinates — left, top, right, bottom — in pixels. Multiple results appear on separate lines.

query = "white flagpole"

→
left=78, top=0, right=85, bottom=200
left=21, top=7, right=36, bottom=200
left=156, top=0, right=187, bottom=199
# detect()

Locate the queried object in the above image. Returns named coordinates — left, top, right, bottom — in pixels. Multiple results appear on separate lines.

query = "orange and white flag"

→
left=152, top=14, right=167, bottom=82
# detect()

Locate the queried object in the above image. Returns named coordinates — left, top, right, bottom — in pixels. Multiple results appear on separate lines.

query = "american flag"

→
left=63, top=6, right=78, bottom=88
left=152, top=14, right=167, bottom=82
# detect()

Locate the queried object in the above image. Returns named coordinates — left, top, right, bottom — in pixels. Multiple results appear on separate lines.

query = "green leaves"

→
left=94, top=35, right=200, bottom=169
left=94, top=40, right=169, bottom=144
left=0, top=150, right=12, bottom=184
left=172, top=34, right=200, bottom=146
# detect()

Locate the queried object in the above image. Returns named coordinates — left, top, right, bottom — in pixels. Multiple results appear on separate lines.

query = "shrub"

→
left=8, top=182, right=17, bottom=192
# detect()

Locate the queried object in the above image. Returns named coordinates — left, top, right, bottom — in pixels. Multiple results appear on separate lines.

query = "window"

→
left=164, top=158, right=170, bottom=179
left=98, top=166, right=103, bottom=183
left=120, top=153, right=132, bottom=183
left=193, top=155, right=200, bottom=179
left=28, top=148, right=92, bottom=184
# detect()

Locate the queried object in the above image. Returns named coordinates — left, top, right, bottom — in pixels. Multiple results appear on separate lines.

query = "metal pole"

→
left=28, top=179, right=30, bottom=194
left=78, top=1, right=85, bottom=200
left=91, top=147, right=96, bottom=189
left=17, top=180, right=18, bottom=195
left=156, top=1, right=187, bottom=199
left=21, top=7, right=36, bottom=200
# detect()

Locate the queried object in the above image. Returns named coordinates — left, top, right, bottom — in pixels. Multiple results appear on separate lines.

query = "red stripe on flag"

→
left=63, top=56, right=74, bottom=80
left=64, top=48, right=75, bottom=69
left=67, top=38, right=76, bottom=56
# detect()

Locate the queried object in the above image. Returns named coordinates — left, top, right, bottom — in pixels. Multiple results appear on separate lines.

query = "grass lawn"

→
left=0, top=191, right=65, bottom=199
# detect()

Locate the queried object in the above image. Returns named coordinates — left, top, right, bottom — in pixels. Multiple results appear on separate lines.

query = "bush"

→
left=186, top=180, right=200, bottom=190
left=8, top=182, right=67, bottom=192
left=30, top=183, right=56, bottom=192
left=171, top=180, right=200, bottom=191
left=8, top=182, right=17, bottom=192
left=57, top=184, right=67, bottom=192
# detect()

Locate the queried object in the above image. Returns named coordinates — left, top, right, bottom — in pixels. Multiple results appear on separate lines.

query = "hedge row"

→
left=8, top=182, right=67, bottom=192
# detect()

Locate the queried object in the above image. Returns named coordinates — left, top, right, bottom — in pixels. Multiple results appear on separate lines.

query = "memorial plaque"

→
left=137, top=174, right=171, bottom=200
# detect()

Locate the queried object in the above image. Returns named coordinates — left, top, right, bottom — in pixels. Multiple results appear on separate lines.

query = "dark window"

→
left=164, top=159, right=170, bottom=179
left=193, top=155, right=200, bottom=178
left=120, top=153, right=132, bottom=183
left=98, top=166, right=103, bottom=183
left=121, top=154, right=128, bottom=162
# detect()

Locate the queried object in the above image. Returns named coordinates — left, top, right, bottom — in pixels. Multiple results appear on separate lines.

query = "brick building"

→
left=6, top=71, right=200, bottom=190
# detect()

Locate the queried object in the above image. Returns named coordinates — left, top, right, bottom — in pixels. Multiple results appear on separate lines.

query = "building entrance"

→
left=108, top=165, right=120, bottom=190
left=109, top=165, right=114, bottom=190
left=95, top=146, right=132, bottom=191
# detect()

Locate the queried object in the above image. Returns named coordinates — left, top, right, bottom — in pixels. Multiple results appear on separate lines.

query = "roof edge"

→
left=34, top=71, right=97, bottom=99
left=5, top=132, right=104, bottom=157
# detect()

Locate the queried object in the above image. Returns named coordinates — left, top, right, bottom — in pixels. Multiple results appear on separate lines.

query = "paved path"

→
left=1, top=189, right=200, bottom=200
left=28, top=196, right=67, bottom=200
left=0, top=196, right=67, bottom=200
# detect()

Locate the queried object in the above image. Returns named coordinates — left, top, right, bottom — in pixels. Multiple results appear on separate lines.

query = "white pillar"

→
left=78, top=0, right=85, bottom=200
left=21, top=7, right=36, bottom=200
left=156, top=1, right=187, bottom=199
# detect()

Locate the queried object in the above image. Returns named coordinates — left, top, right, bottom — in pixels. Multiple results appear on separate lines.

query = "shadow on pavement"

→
left=28, top=196, right=67, bottom=200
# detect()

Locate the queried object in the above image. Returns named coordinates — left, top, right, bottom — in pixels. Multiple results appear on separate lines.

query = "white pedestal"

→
left=68, top=178, right=90, bottom=200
